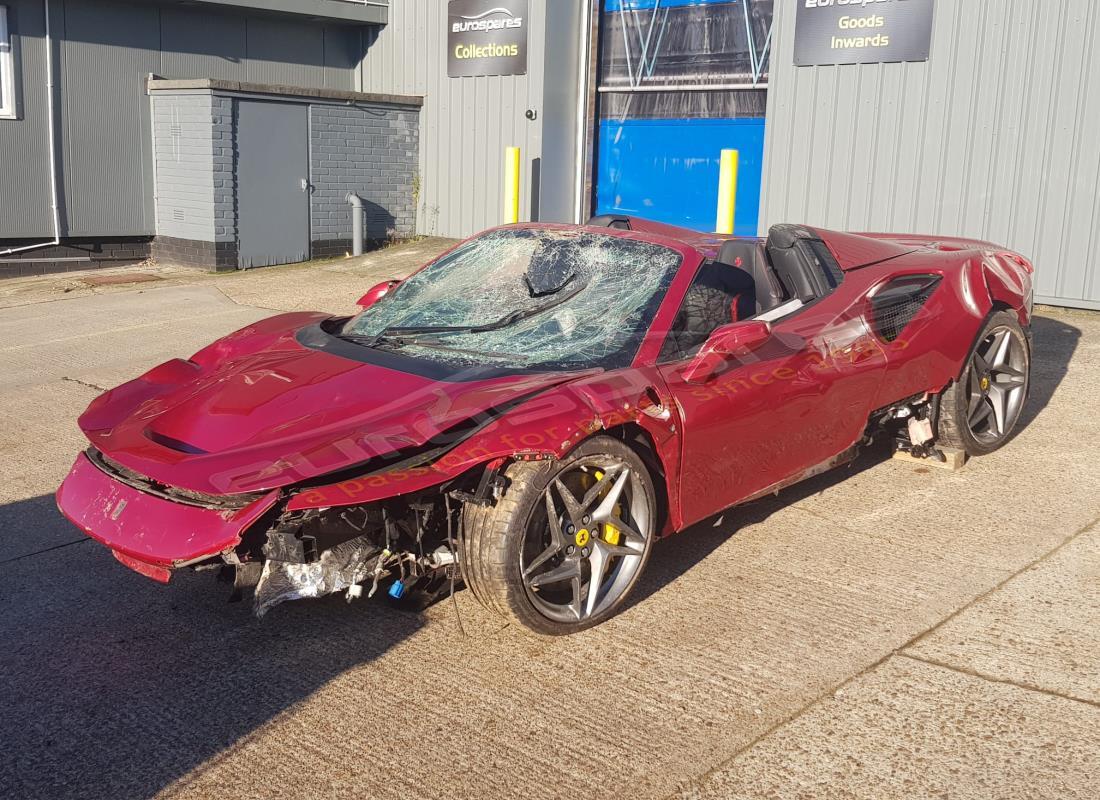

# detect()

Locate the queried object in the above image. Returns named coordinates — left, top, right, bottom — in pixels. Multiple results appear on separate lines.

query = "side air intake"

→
left=869, top=275, right=942, bottom=342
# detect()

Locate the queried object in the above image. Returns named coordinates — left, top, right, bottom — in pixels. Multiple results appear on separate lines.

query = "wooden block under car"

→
left=892, top=447, right=968, bottom=471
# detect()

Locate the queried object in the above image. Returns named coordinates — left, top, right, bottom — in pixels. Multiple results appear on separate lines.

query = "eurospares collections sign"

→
left=794, top=0, right=934, bottom=66
left=448, top=0, right=529, bottom=78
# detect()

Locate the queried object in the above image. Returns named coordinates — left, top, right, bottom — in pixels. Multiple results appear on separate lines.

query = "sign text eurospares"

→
left=448, top=0, right=529, bottom=78
left=794, top=0, right=934, bottom=66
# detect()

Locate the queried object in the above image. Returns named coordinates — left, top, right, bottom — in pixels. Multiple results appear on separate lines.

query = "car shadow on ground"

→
left=0, top=495, right=425, bottom=800
left=1016, top=314, right=1081, bottom=429
left=630, top=438, right=899, bottom=611
left=630, top=312, right=1081, bottom=609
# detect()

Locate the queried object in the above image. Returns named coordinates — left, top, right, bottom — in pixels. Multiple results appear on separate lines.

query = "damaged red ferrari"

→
left=57, top=217, right=1034, bottom=633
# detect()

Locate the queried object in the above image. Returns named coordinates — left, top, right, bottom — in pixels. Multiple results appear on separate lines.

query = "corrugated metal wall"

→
left=359, top=0, right=582, bottom=239
left=57, top=0, right=160, bottom=239
left=0, top=0, right=364, bottom=239
left=761, top=0, right=1100, bottom=310
left=1, top=0, right=54, bottom=238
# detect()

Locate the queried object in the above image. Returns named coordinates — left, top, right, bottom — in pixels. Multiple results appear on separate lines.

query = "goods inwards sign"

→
left=448, top=0, right=529, bottom=77
left=794, top=0, right=934, bottom=66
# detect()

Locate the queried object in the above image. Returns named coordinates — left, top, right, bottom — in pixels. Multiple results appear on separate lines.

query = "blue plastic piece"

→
left=388, top=580, right=406, bottom=600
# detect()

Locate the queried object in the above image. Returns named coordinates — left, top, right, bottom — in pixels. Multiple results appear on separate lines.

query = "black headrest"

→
left=587, top=215, right=632, bottom=230
left=717, top=239, right=788, bottom=313
left=766, top=224, right=817, bottom=250
left=717, top=239, right=759, bottom=270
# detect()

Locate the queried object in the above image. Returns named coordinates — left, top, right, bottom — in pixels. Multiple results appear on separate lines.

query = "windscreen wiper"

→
left=335, top=331, right=416, bottom=349
left=379, top=279, right=589, bottom=339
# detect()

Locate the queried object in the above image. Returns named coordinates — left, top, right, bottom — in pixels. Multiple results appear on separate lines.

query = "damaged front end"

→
left=247, top=495, right=469, bottom=617
left=57, top=444, right=502, bottom=617
left=56, top=450, right=281, bottom=581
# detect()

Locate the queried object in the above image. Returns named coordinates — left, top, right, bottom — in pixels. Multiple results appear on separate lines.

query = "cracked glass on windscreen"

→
left=341, top=228, right=683, bottom=370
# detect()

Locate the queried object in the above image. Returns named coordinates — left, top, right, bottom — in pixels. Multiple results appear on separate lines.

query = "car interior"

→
left=586, top=216, right=845, bottom=361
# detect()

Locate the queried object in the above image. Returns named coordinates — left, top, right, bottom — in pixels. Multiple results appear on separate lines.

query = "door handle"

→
left=300, top=178, right=314, bottom=193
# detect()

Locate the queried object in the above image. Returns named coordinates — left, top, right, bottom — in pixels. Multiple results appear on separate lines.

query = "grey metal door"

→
left=236, top=101, right=310, bottom=269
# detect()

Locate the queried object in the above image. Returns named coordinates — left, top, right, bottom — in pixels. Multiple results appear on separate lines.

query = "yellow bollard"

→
left=715, top=149, right=739, bottom=235
left=504, top=146, right=521, bottom=224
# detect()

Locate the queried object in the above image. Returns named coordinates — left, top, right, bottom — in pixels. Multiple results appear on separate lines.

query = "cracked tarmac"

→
left=0, top=242, right=1097, bottom=799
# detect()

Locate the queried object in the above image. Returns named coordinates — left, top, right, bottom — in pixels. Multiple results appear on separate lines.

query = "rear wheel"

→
left=938, top=310, right=1030, bottom=455
left=460, top=436, right=656, bottom=635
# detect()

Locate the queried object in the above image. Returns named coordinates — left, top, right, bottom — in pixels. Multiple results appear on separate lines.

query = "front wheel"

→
left=460, top=436, right=657, bottom=635
left=937, top=310, right=1031, bottom=456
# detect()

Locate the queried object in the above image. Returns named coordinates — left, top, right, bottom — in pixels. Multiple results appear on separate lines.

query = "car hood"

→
left=79, top=313, right=584, bottom=496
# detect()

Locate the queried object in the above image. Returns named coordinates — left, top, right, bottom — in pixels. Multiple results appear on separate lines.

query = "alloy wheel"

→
left=965, top=326, right=1029, bottom=444
left=520, top=459, right=651, bottom=623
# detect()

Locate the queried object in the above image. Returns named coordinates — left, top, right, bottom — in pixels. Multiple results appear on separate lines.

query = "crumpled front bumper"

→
left=55, top=453, right=279, bottom=582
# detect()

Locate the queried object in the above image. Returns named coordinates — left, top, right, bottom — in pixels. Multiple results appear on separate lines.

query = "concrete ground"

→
left=0, top=242, right=1097, bottom=800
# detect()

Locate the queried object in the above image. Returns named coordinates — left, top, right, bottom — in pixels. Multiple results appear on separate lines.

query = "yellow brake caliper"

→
left=593, top=470, right=622, bottom=546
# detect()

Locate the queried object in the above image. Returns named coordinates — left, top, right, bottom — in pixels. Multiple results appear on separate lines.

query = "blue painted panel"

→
left=595, top=117, right=765, bottom=236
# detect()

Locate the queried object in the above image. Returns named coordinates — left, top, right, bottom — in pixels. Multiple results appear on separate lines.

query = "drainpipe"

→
left=347, top=193, right=364, bottom=257
left=1, top=0, right=61, bottom=257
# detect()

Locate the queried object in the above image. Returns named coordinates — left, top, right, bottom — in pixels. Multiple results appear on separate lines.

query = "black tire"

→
left=938, top=310, right=1031, bottom=456
left=459, top=436, right=657, bottom=635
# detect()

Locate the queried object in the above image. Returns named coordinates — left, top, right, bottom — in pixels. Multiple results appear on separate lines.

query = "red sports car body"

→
left=57, top=218, right=1035, bottom=631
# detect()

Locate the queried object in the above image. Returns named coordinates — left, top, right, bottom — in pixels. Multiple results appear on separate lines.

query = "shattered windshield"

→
left=341, top=228, right=682, bottom=371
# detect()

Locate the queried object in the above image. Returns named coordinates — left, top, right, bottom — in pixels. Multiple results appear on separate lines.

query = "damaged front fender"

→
left=285, top=371, right=682, bottom=519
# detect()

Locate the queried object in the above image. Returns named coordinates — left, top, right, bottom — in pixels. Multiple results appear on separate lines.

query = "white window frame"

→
left=0, top=5, right=16, bottom=119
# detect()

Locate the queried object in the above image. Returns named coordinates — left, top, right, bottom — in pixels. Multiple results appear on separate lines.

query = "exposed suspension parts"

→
left=874, top=394, right=947, bottom=462
left=238, top=491, right=466, bottom=617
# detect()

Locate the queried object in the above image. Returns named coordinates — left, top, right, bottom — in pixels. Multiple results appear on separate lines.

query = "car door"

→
left=657, top=246, right=889, bottom=529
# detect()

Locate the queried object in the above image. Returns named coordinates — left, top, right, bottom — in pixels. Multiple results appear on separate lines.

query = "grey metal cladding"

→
left=0, top=0, right=53, bottom=238
left=761, top=0, right=1100, bottom=310
left=2, top=0, right=366, bottom=239
left=58, top=0, right=160, bottom=239
left=360, top=0, right=571, bottom=240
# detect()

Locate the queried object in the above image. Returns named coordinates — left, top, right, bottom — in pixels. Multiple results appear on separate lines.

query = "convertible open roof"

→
left=585, top=214, right=950, bottom=272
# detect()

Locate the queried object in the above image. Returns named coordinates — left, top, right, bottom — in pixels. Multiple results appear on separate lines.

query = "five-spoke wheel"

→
left=460, top=436, right=656, bottom=634
left=521, top=460, right=651, bottom=624
left=963, top=327, right=1029, bottom=444
left=938, top=310, right=1031, bottom=455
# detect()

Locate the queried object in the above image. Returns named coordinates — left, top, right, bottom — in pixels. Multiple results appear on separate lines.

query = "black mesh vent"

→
left=870, top=276, right=942, bottom=342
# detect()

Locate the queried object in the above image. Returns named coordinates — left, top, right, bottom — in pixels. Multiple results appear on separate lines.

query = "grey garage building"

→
left=3, top=0, right=1100, bottom=311
left=0, top=0, right=417, bottom=274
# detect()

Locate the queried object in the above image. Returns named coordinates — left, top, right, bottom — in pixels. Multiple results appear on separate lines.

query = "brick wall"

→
left=310, top=103, right=420, bottom=257
left=150, top=84, right=420, bottom=269
left=212, top=96, right=238, bottom=247
left=0, top=238, right=151, bottom=279
left=151, top=92, right=239, bottom=269
left=151, top=237, right=238, bottom=271
left=152, top=94, right=219, bottom=243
